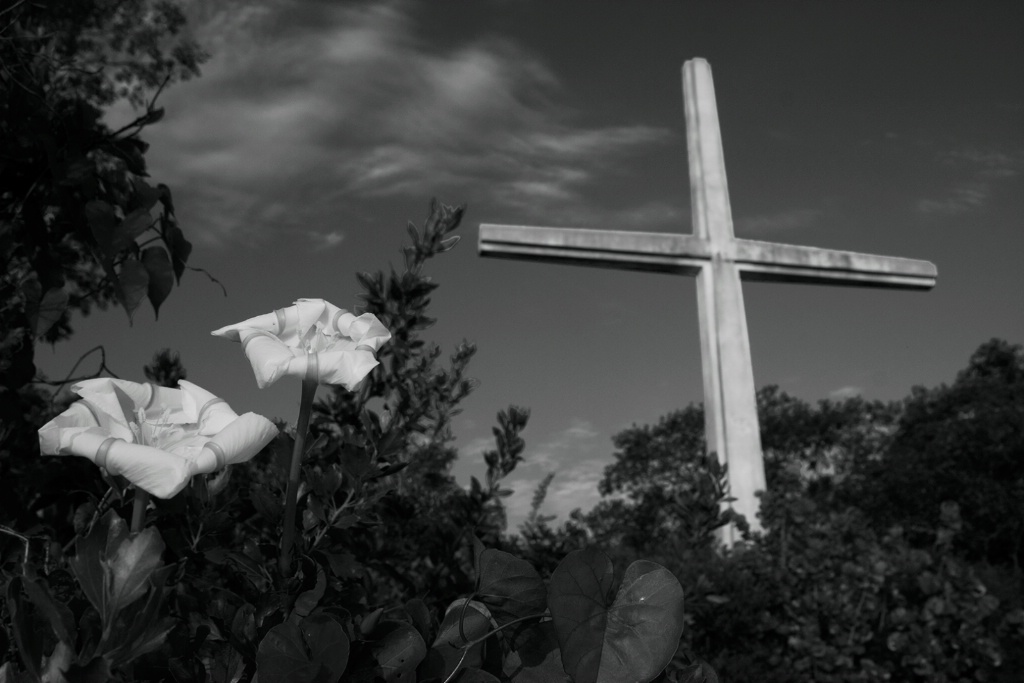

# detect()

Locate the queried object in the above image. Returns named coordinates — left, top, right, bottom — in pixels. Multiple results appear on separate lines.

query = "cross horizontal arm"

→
left=734, top=239, right=937, bottom=290
left=479, top=224, right=710, bottom=275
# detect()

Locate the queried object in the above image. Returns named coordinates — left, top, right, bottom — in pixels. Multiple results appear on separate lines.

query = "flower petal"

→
left=295, top=298, right=329, bottom=338
left=40, top=377, right=278, bottom=497
left=338, top=312, right=391, bottom=351
left=314, top=348, right=380, bottom=390
left=214, top=299, right=391, bottom=389
left=211, top=309, right=286, bottom=342
left=72, top=378, right=149, bottom=429
left=39, top=402, right=113, bottom=453
left=177, top=380, right=240, bottom=433
left=190, top=413, right=279, bottom=474
left=238, top=329, right=301, bottom=388
left=144, top=384, right=187, bottom=422
left=49, top=430, right=192, bottom=498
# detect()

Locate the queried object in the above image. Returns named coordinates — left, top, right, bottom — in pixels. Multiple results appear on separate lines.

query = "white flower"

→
left=211, top=298, right=391, bottom=389
left=38, top=378, right=278, bottom=498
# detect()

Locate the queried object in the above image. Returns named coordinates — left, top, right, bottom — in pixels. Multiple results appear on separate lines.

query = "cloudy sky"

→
left=37, top=1, right=1024, bottom=530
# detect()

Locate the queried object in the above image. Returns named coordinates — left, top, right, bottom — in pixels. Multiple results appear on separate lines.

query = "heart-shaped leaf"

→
left=421, top=599, right=493, bottom=681
left=447, top=669, right=501, bottom=682
left=33, top=287, right=68, bottom=337
left=119, top=208, right=154, bottom=244
left=117, top=258, right=150, bottom=322
left=404, top=598, right=432, bottom=645
left=256, top=616, right=350, bottom=683
left=162, top=216, right=192, bottom=283
left=503, top=621, right=567, bottom=683
left=476, top=549, right=547, bottom=627
left=301, top=614, right=349, bottom=682
left=257, top=623, right=319, bottom=683
left=133, top=178, right=163, bottom=212
left=85, top=200, right=119, bottom=258
left=141, top=246, right=174, bottom=318
left=548, top=549, right=685, bottom=683
left=371, top=620, right=425, bottom=682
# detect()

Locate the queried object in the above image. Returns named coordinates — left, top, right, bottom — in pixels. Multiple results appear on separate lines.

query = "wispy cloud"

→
left=828, top=385, right=861, bottom=400
left=122, top=0, right=675, bottom=245
left=308, top=230, right=344, bottom=250
left=499, top=419, right=609, bottom=529
left=916, top=146, right=1023, bottom=215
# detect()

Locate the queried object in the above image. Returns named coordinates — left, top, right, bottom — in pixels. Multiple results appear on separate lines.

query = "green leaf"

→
left=117, top=258, right=150, bottom=322
left=422, top=599, right=493, bottom=681
left=502, top=622, right=566, bottom=683
left=21, top=578, right=76, bottom=645
left=404, top=598, right=432, bottom=645
left=292, top=567, right=326, bottom=620
left=439, top=235, right=460, bottom=252
left=33, top=287, right=68, bottom=337
left=548, top=550, right=685, bottom=683
left=105, top=565, right=175, bottom=668
left=141, top=247, right=174, bottom=318
left=69, top=510, right=124, bottom=616
left=371, top=621, right=425, bottom=682
left=61, top=656, right=112, bottom=683
left=674, top=658, right=719, bottom=683
left=324, top=552, right=362, bottom=580
left=108, top=526, right=165, bottom=614
left=475, top=549, right=547, bottom=627
left=448, top=670, right=501, bottom=682
left=257, top=622, right=319, bottom=683
left=20, top=276, right=41, bottom=312
left=257, top=616, right=350, bottom=683
left=301, top=614, right=349, bottom=683
left=5, top=579, right=42, bottom=680
left=133, top=179, right=163, bottom=212
left=163, top=218, right=192, bottom=283
left=85, top=200, right=119, bottom=258
left=120, top=208, right=154, bottom=244
left=360, top=607, right=384, bottom=636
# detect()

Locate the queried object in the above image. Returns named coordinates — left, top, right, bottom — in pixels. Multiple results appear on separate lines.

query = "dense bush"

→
left=0, top=201, right=710, bottom=682
left=515, top=343, right=1024, bottom=681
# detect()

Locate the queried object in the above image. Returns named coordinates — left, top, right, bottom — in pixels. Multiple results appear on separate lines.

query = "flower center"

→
left=130, top=407, right=187, bottom=450
left=301, top=322, right=333, bottom=354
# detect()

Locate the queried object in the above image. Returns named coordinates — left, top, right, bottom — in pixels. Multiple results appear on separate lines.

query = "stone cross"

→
left=478, top=58, right=937, bottom=546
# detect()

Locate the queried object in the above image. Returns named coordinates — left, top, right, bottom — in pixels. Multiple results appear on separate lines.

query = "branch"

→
left=107, top=74, right=171, bottom=139
left=32, top=345, right=120, bottom=393
left=186, top=265, right=228, bottom=297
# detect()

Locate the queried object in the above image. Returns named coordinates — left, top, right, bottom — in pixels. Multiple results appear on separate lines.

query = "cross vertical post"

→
left=685, top=59, right=766, bottom=545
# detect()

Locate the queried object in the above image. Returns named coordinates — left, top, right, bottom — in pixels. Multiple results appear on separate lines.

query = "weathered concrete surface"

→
left=478, top=226, right=937, bottom=289
left=478, top=57, right=937, bottom=547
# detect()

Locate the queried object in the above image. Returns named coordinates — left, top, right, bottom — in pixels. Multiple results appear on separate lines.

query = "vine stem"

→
left=440, top=612, right=549, bottom=683
left=131, top=488, right=149, bottom=535
left=279, top=378, right=317, bottom=577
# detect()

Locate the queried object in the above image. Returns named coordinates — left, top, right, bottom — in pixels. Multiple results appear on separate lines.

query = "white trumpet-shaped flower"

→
left=211, top=298, right=391, bottom=389
left=38, top=378, right=278, bottom=498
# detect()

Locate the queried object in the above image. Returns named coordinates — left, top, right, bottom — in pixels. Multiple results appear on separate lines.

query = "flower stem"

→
left=131, top=488, right=150, bottom=535
left=280, top=378, right=317, bottom=577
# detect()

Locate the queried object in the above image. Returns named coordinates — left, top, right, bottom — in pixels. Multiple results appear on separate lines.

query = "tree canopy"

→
left=1, top=0, right=206, bottom=396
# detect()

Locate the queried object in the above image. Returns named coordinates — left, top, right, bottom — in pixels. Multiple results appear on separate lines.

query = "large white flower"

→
left=38, top=378, right=278, bottom=498
left=211, top=298, right=391, bottom=389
